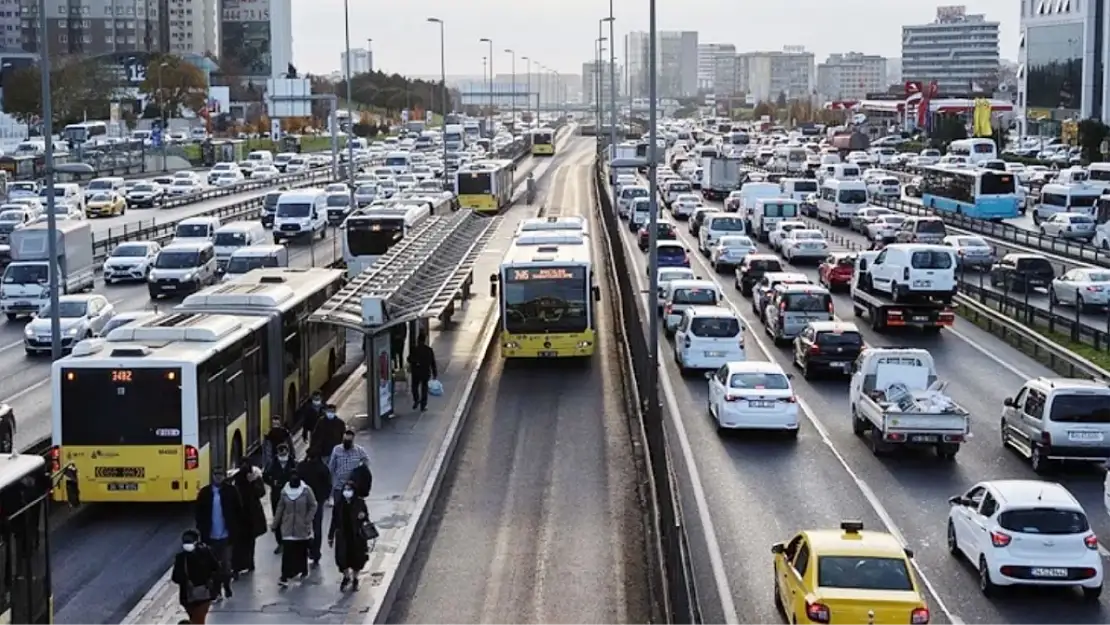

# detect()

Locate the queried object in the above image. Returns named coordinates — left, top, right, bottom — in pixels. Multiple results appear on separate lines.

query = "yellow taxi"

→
left=85, top=191, right=126, bottom=217
left=772, top=521, right=931, bottom=624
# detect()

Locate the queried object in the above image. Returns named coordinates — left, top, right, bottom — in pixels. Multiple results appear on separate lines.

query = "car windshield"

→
left=1086, top=272, right=1110, bottom=282
left=175, top=224, right=210, bottom=238
left=658, top=245, right=685, bottom=257
left=214, top=232, right=247, bottom=246
left=325, top=185, right=347, bottom=193
left=227, top=255, right=280, bottom=273
left=276, top=203, right=312, bottom=218
left=502, top=265, right=588, bottom=334
left=917, top=220, right=946, bottom=233
left=817, top=331, right=863, bottom=346
left=356, top=185, right=377, bottom=195
left=997, top=508, right=1090, bottom=535
left=837, top=189, right=868, bottom=204
left=719, top=236, right=753, bottom=248
left=659, top=270, right=693, bottom=283
left=708, top=217, right=745, bottom=231
left=746, top=259, right=783, bottom=272
left=155, top=251, right=200, bottom=268
left=1068, top=214, right=1094, bottom=223
left=877, top=216, right=904, bottom=226
left=0, top=211, right=21, bottom=222
left=326, top=195, right=350, bottom=207
left=909, top=250, right=953, bottom=269
left=623, top=188, right=649, bottom=198
left=672, top=288, right=717, bottom=305
left=2, top=264, right=47, bottom=283
left=728, top=372, right=790, bottom=389
left=132, top=184, right=156, bottom=192
left=111, top=244, right=148, bottom=257
left=87, top=181, right=112, bottom=190
left=41, top=301, right=87, bottom=318
left=817, top=556, right=914, bottom=592
left=784, top=292, right=831, bottom=311
left=172, top=180, right=193, bottom=187
left=89, top=193, right=111, bottom=202
left=1049, top=394, right=1110, bottom=423
left=690, top=317, right=740, bottom=338
left=1016, top=258, right=1053, bottom=273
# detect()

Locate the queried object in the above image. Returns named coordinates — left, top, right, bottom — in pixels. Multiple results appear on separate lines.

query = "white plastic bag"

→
left=428, top=379, right=444, bottom=397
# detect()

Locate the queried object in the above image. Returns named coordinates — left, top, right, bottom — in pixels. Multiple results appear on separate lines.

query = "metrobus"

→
left=62, top=121, right=109, bottom=145
left=0, top=454, right=56, bottom=623
left=920, top=166, right=1020, bottom=220
left=50, top=267, right=346, bottom=503
left=454, top=159, right=515, bottom=212
left=515, top=215, right=589, bottom=237
left=531, top=127, right=556, bottom=156
left=342, top=202, right=432, bottom=277
left=946, top=138, right=997, bottom=165
left=490, top=231, right=600, bottom=358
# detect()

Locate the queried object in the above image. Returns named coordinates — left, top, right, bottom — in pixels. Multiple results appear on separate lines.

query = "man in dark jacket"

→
left=408, top=332, right=438, bottom=412
left=263, top=415, right=294, bottom=469
left=299, top=390, right=325, bottom=444
left=194, top=469, right=244, bottom=598
left=310, top=404, right=346, bottom=458
left=296, top=449, right=332, bottom=564
left=230, top=459, right=267, bottom=574
left=263, top=444, right=297, bottom=553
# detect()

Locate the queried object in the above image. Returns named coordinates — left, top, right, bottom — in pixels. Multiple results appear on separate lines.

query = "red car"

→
left=638, top=221, right=677, bottom=250
left=818, top=252, right=857, bottom=291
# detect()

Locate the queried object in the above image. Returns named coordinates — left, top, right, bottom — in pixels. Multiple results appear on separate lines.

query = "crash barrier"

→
left=593, top=158, right=701, bottom=624
left=807, top=222, right=1110, bottom=381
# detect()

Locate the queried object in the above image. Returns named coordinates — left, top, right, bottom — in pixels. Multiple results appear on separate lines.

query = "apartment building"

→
left=738, top=46, right=815, bottom=103
left=167, top=0, right=216, bottom=56
left=698, top=42, right=736, bottom=93
left=582, top=60, right=620, bottom=105
left=626, top=29, right=698, bottom=98
left=340, top=48, right=372, bottom=75
left=817, top=52, right=888, bottom=101
left=20, top=0, right=164, bottom=56
left=902, top=5, right=1000, bottom=95
left=219, top=0, right=292, bottom=78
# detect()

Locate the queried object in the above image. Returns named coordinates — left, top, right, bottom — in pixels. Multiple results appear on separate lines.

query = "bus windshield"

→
left=980, top=173, right=1016, bottom=195
left=457, top=172, right=492, bottom=195
left=346, top=218, right=404, bottom=256
left=503, top=265, right=588, bottom=334
left=60, top=367, right=184, bottom=445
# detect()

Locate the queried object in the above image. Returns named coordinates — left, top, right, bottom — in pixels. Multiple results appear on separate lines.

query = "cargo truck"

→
left=701, top=156, right=745, bottom=201
left=0, top=221, right=94, bottom=320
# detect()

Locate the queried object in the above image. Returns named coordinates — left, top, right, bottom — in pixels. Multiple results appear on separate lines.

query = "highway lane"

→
left=389, top=140, right=651, bottom=624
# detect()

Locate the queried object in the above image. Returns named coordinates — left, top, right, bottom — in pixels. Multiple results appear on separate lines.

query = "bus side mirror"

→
left=592, top=286, right=601, bottom=302
left=489, top=273, right=498, bottom=297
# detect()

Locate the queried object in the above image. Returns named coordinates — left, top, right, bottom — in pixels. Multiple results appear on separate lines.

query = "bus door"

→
left=243, top=345, right=264, bottom=452
left=201, top=370, right=229, bottom=472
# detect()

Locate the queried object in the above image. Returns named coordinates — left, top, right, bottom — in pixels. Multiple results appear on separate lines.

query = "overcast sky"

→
left=291, top=0, right=1020, bottom=76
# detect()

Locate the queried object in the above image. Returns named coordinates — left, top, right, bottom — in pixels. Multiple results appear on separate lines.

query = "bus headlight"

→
left=577, top=341, right=593, bottom=349
left=503, top=341, right=520, bottom=349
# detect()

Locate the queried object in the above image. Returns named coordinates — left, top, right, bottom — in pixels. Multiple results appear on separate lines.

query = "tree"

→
left=1, top=59, right=123, bottom=126
left=775, top=91, right=788, bottom=109
left=139, top=55, right=208, bottom=118
left=752, top=100, right=776, bottom=121
left=1078, top=118, right=1109, bottom=163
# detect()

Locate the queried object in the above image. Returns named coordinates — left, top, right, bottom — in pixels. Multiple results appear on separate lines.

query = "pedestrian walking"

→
left=296, top=448, right=332, bottom=565
left=172, top=529, right=220, bottom=624
left=194, top=469, right=242, bottom=599
left=264, top=443, right=297, bottom=553
left=407, top=332, right=438, bottom=412
left=271, top=470, right=318, bottom=586
left=230, top=459, right=267, bottom=574
left=328, top=480, right=371, bottom=591
left=390, top=324, right=407, bottom=370
left=262, top=415, right=294, bottom=469
left=310, top=403, right=346, bottom=458
left=299, top=390, right=325, bottom=444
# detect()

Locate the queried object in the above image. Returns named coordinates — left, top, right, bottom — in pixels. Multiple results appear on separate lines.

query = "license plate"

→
left=832, top=362, right=849, bottom=370
left=912, top=316, right=930, bottom=322
left=1031, top=567, right=1068, bottom=578
left=911, top=434, right=938, bottom=443
left=16, top=301, right=29, bottom=308
left=538, top=350, right=557, bottom=357
left=912, top=280, right=932, bottom=288
left=107, top=483, right=139, bottom=491
left=1068, top=431, right=1104, bottom=442
left=704, top=351, right=725, bottom=357
left=748, top=400, right=775, bottom=408
left=803, top=244, right=818, bottom=249
left=162, top=285, right=176, bottom=290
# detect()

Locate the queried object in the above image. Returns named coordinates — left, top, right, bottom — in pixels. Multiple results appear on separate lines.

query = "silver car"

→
left=942, top=235, right=994, bottom=269
left=865, top=215, right=905, bottom=242
left=1050, top=268, right=1110, bottom=311
left=1039, top=212, right=1096, bottom=240
left=23, top=294, right=115, bottom=354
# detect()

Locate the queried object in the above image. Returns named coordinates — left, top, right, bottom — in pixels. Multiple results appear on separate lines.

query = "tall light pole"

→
left=427, top=18, right=448, bottom=188
left=607, top=6, right=617, bottom=154
left=341, top=0, right=355, bottom=201
left=157, top=60, right=168, bottom=171
left=595, top=36, right=606, bottom=140
left=479, top=37, right=493, bottom=135
left=601, top=16, right=614, bottom=149
left=646, top=0, right=660, bottom=423
left=521, top=55, right=531, bottom=126
left=38, top=0, right=61, bottom=360
left=504, top=49, right=516, bottom=130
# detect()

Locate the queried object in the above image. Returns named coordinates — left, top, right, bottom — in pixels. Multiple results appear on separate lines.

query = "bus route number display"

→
left=511, top=267, right=579, bottom=281
left=111, top=370, right=134, bottom=383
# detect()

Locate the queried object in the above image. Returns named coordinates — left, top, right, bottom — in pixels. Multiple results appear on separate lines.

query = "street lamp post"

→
left=479, top=37, right=493, bottom=135
left=504, top=49, right=515, bottom=129
left=600, top=16, right=614, bottom=149
left=646, top=0, right=660, bottom=421
left=607, top=6, right=618, bottom=157
left=595, top=36, right=606, bottom=141
left=341, top=0, right=355, bottom=203
left=427, top=18, right=448, bottom=189
left=157, top=60, right=168, bottom=171
left=38, top=0, right=61, bottom=360
left=521, top=55, right=531, bottom=126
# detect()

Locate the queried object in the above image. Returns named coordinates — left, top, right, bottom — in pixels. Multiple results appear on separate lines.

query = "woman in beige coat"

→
left=271, top=470, right=318, bottom=586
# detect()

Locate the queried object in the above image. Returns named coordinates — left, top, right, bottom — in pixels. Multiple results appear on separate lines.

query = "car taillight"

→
left=725, top=394, right=741, bottom=402
left=911, top=607, right=931, bottom=624
left=49, top=446, right=60, bottom=473
left=1085, top=534, right=1099, bottom=550
left=1041, top=431, right=1052, bottom=446
left=809, top=344, right=821, bottom=355
left=779, top=301, right=786, bottom=312
left=990, top=530, right=1012, bottom=547
left=1087, top=286, right=1103, bottom=292
left=805, top=601, right=830, bottom=624
left=827, top=301, right=834, bottom=314
left=184, top=445, right=200, bottom=471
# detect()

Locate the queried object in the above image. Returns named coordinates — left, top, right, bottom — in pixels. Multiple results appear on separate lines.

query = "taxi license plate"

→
left=538, top=350, right=558, bottom=357
left=1068, top=431, right=1104, bottom=442
left=912, top=280, right=932, bottom=288
left=748, top=400, right=775, bottom=408
left=704, top=351, right=725, bottom=357
left=107, top=483, right=139, bottom=491
left=1031, top=567, right=1068, bottom=578
left=911, top=434, right=938, bottom=443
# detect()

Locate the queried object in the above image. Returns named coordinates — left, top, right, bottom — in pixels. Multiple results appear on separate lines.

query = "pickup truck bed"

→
left=850, top=288, right=954, bottom=333
left=851, top=393, right=969, bottom=460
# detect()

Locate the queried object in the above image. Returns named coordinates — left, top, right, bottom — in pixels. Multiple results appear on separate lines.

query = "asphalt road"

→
left=388, top=139, right=652, bottom=624
left=611, top=174, right=1110, bottom=624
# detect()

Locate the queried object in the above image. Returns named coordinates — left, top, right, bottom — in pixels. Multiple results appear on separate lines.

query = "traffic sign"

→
left=151, top=122, right=163, bottom=148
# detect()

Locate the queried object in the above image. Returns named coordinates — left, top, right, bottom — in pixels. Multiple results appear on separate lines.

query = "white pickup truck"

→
left=848, top=347, right=970, bottom=460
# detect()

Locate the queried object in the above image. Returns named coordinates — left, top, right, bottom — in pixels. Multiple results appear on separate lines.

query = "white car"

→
left=866, top=176, right=902, bottom=199
left=1040, top=212, right=1096, bottom=241
left=709, top=235, right=756, bottom=272
left=670, top=193, right=703, bottom=219
left=168, top=178, right=202, bottom=196
left=947, top=480, right=1102, bottom=599
left=768, top=220, right=809, bottom=252
left=780, top=229, right=828, bottom=262
left=103, top=240, right=161, bottom=284
left=250, top=165, right=280, bottom=180
left=212, top=170, right=245, bottom=187
left=1050, top=268, right=1110, bottom=311
left=865, top=215, right=906, bottom=242
left=673, top=306, right=746, bottom=373
left=705, top=360, right=798, bottom=436
left=656, top=267, right=697, bottom=310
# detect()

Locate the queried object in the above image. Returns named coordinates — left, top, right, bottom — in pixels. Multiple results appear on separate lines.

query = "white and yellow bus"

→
left=454, top=159, right=515, bottom=213
left=531, top=127, right=555, bottom=156
left=50, top=267, right=346, bottom=503
left=491, top=231, right=600, bottom=358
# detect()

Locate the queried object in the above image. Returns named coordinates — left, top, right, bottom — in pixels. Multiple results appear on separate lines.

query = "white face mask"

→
left=342, top=489, right=354, bottom=499
left=182, top=543, right=196, bottom=553
left=312, top=399, right=322, bottom=407
left=277, top=454, right=289, bottom=462
left=326, top=411, right=336, bottom=419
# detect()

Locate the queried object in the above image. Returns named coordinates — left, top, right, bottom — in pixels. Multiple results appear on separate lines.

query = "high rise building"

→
left=738, top=47, right=815, bottom=103
left=698, top=43, right=736, bottom=93
left=885, top=57, right=903, bottom=86
left=167, top=0, right=218, bottom=56
left=219, top=0, right=293, bottom=79
left=20, top=0, right=164, bottom=57
left=1019, top=0, right=1110, bottom=125
left=902, top=5, right=1000, bottom=95
left=817, top=52, right=888, bottom=101
left=340, top=48, right=372, bottom=75
left=581, top=60, right=620, bottom=106
left=624, top=31, right=649, bottom=99
left=625, top=30, right=698, bottom=98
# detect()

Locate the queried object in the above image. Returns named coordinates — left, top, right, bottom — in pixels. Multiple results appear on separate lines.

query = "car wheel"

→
left=946, top=520, right=959, bottom=556
left=1030, top=444, right=1050, bottom=474
left=978, top=556, right=996, bottom=596
left=1049, top=287, right=1059, bottom=306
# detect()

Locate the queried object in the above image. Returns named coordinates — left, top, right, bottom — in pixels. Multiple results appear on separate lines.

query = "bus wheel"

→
left=230, top=434, right=243, bottom=468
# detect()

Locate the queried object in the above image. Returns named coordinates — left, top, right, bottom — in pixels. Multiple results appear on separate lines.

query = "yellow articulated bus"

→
left=0, top=454, right=56, bottom=623
left=454, top=159, right=515, bottom=213
left=531, top=127, right=556, bottom=156
left=50, top=267, right=346, bottom=503
left=491, top=231, right=601, bottom=358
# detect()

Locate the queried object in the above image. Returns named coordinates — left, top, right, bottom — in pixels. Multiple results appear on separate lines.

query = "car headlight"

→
left=67, top=326, right=79, bottom=336
left=182, top=272, right=196, bottom=281
left=23, top=325, right=32, bottom=337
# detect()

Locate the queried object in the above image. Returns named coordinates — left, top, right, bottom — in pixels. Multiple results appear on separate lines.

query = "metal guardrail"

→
left=593, top=159, right=700, bottom=624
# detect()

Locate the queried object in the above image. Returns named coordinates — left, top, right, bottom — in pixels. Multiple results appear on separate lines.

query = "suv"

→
left=1001, top=377, right=1110, bottom=473
left=734, top=254, right=784, bottom=296
left=672, top=306, right=746, bottom=373
left=792, top=321, right=864, bottom=378
left=989, top=253, right=1055, bottom=292
left=895, top=216, right=947, bottom=244
left=147, top=241, right=218, bottom=299
left=764, top=284, right=833, bottom=344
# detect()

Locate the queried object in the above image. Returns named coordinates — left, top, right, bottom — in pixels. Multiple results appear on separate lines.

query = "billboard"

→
left=220, top=0, right=272, bottom=77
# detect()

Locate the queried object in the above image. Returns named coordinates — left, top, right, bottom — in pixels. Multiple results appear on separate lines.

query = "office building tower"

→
left=581, top=60, right=620, bottom=106
left=698, top=43, right=736, bottom=93
left=341, top=48, right=372, bottom=75
left=20, top=0, right=163, bottom=56
left=219, top=0, right=292, bottom=79
left=626, top=29, right=698, bottom=98
left=738, top=46, right=815, bottom=103
left=1019, top=0, right=1110, bottom=123
left=817, top=52, right=888, bottom=101
left=902, top=5, right=1000, bottom=94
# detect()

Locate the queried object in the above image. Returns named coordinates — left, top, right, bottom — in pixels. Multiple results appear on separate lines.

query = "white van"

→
left=212, top=221, right=268, bottom=270
left=948, top=138, right=997, bottom=165
left=662, top=279, right=723, bottom=334
left=751, top=198, right=801, bottom=242
left=629, top=197, right=658, bottom=231
left=831, top=163, right=862, bottom=181
left=246, top=150, right=274, bottom=167
left=384, top=151, right=412, bottom=174
left=781, top=178, right=819, bottom=202
left=222, top=244, right=289, bottom=281
left=147, top=241, right=218, bottom=298
left=84, top=176, right=125, bottom=200
left=816, top=179, right=868, bottom=226
left=672, top=306, right=746, bottom=373
left=41, top=183, right=83, bottom=213
left=617, top=185, right=650, bottom=218
left=171, top=216, right=221, bottom=245
left=273, top=189, right=328, bottom=243
left=859, top=243, right=958, bottom=303
left=698, top=213, right=747, bottom=253
left=738, top=182, right=782, bottom=219
left=1034, top=182, right=1103, bottom=223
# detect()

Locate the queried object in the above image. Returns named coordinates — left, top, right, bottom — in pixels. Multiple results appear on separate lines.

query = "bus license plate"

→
left=911, top=434, right=938, bottom=443
left=538, top=350, right=558, bottom=357
left=107, top=483, right=139, bottom=491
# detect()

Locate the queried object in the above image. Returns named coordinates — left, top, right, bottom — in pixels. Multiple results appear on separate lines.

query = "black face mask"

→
left=288, top=477, right=302, bottom=488
left=342, top=439, right=353, bottom=449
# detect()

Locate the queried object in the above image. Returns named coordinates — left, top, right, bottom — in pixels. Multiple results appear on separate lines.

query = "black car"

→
left=734, top=254, right=784, bottom=296
left=260, top=190, right=283, bottom=228
left=792, top=321, right=864, bottom=378
left=638, top=221, right=677, bottom=251
left=989, top=253, right=1055, bottom=292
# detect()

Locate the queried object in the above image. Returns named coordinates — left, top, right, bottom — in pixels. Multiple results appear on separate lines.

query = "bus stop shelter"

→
left=308, top=211, right=500, bottom=428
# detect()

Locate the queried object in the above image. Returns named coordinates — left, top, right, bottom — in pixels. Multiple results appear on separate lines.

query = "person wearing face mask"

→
left=295, top=448, right=332, bottom=565
left=172, top=529, right=220, bottom=624
left=263, top=443, right=297, bottom=554
left=299, top=390, right=325, bottom=444
left=328, top=480, right=371, bottom=591
left=270, top=470, right=318, bottom=587
left=327, top=428, right=370, bottom=508
left=193, top=468, right=243, bottom=599
left=263, top=415, right=294, bottom=470
left=230, top=459, right=267, bottom=574
left=310, top=403, right=345, bottom=458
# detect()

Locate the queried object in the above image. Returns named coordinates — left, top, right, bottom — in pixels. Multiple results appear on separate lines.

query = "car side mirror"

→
left=1003, top=397, right=1014, bottom=407
left=948, top=495, right=967, bottom=506
left=770, top=542, right=785, bottom=555
left=703, top=371, right=714, bottom=381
